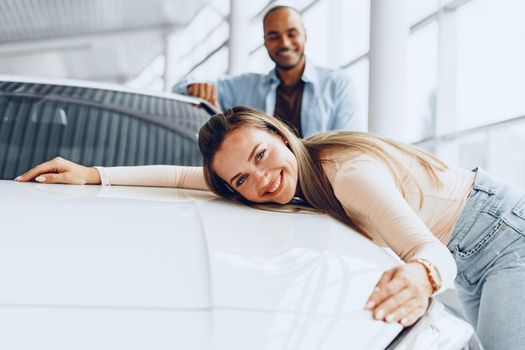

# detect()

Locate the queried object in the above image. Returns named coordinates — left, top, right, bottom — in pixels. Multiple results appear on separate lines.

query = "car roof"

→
left=0, top=180, right=402, bottom=349
left=0, top=74, right=218, bottom=111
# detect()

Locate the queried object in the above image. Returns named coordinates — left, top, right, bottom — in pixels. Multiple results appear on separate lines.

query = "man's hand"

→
left=187, top=83, right=220, bottom=109
left=365, top=262, right=433, bottom=327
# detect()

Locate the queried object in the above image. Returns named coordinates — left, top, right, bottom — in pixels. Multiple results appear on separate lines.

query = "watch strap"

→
left=410, top=258, right=442, bottom=294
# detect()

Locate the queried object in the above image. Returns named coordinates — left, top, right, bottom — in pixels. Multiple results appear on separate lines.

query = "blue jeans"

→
left=447, top=168, right=525, bottom=350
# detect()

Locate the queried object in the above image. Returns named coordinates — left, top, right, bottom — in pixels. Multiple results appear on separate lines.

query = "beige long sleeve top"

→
left=95, top=165, right=207, bottom=190
left=96, top=148, right=474, bottom=291
left=321, top=147, right=474, bottom=290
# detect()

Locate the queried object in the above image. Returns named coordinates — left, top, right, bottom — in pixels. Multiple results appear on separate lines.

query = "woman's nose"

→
left=255, top=169, right=271, bottom=188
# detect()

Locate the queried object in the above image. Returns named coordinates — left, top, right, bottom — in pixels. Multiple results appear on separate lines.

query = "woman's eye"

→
left=255, top=150, right=266, bottom=161
left=236, top=175, right=247, bottom=187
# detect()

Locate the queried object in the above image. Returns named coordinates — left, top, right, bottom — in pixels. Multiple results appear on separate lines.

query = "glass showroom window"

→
left=429, top=122, right=525, bottom=192
left=171, top=5, right=228, bottom=81
left=245, top=0, right=276, bottom=74
left=405, top=22, right=438, bottom=143
left=302, top=0, right=370, bottom=68
left=189, top=46, right=229, bottom=81
left=344, top=58, right=369, bottom=130
left=484, top=123, right=525, bottom=191
left=406, top=0, right=438, bottom=26
left=180, top=21, right=229, bottom=80
left=302, top=0, right=331, bottom=66
left=453, top=0, right=525, bottom=132
left=247, top=45, right=274, bottom=74
left=246, top=0, right=273, bottom=49
left=418, top=0, right=525, bottom=191
left=335, top=0, right=370, bottom=67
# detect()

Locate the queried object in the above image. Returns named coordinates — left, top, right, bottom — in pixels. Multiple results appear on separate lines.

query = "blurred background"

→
left=0, top=0, right=524, bottom=189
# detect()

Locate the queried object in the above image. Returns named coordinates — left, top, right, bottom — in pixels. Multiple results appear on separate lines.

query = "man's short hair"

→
left=262, top=5, right=303, bottom=26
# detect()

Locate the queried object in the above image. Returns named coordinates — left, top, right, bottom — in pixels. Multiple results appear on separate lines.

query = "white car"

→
left=0, top=77, right=476, bottom=349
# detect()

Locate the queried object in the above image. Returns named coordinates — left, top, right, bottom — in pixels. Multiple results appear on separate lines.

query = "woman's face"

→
left=212, top=126, right=298, bottom=204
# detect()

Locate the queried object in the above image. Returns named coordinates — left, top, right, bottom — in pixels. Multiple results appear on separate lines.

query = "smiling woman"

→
left=16, top=105, right=525, bottom=349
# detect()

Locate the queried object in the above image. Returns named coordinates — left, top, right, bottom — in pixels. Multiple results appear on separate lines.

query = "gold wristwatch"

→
left=410, top=258, right=442, bottom=294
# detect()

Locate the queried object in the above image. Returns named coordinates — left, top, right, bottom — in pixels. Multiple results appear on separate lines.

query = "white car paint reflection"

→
left=0, top=180, right=403, bottom=349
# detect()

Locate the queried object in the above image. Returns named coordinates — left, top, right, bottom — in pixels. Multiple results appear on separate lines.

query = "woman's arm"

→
left=332, top=158, right=457, bottom=326
left=15, top=157, right=209, bottom=191
left=333, top=159, right=457, bottom=289
left=96, top=165, right=208, bottom=190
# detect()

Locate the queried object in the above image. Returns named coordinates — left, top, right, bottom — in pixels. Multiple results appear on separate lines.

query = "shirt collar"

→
left=268, top=68, right=280, bottom=84
left=267, top=58, right=318, bottom=86
left=301, top=59, right=319, bottom=85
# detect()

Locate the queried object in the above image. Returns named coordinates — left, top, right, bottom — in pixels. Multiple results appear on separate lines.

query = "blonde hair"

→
left=198, top=106, right=447, bottom=238
left=305, top=131, right=448, bottom=203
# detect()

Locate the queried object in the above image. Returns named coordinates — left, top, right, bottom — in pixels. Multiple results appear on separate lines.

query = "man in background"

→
left=173, top=5, right=363, bottom=137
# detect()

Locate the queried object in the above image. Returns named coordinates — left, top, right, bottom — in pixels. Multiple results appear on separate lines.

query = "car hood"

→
left=0, top=180, right=402, bottom=350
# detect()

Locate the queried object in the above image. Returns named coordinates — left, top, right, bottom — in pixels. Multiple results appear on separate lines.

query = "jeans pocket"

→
left=454, top=219, right=523, bottom=285
left=456, top=217, right=505, bottom=258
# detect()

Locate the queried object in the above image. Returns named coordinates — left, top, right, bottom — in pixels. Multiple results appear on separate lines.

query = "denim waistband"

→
left=448, top=167, right=506, bottom=246
left=470, top=166, right=506, bottom=196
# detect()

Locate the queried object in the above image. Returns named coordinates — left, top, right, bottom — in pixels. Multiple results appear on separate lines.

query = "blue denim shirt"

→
left=173, top=60, right=364, bottom=137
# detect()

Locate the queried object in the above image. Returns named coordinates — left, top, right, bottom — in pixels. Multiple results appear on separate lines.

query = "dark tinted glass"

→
left=0, top=81, right=213, bottom=179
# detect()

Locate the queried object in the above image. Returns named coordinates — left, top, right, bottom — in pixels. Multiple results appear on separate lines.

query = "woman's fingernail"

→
left=35, top=176, right=46, bottom=182
left=374, top=309, right=384, bottom=319
left=386, top=314, right=395, bottom=323
left=14, top=176, right=21, bottom=181
left=365, top=301, right=375, bottom=309
left=374, top=287, right=380, bottom=292
left=400, top=318, right=409, bottom=326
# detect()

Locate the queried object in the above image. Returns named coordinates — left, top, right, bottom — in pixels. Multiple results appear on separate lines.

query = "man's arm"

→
left=187, top=83, right=220, bottom=109
left=172, top=79, right=221, bottom=109
left=173, top=75, right=249, bottom=111
left=332, top=73, right=366, bottom=131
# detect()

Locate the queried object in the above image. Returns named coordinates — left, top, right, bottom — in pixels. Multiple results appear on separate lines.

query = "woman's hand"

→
left=14, top=157, right=101, bottom=185
left=365, top=262, right=433, bottom=327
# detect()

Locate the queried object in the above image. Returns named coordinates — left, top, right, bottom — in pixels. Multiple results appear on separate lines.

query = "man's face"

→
left=263, top=8, right=307, bottom=71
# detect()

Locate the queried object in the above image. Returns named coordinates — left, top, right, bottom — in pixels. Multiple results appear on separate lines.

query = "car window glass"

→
left=0, top=81, right=211, bottom=179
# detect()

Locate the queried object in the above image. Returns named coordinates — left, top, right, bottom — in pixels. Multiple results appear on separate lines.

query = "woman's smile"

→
left=263, top=170, right=283, bottom=196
